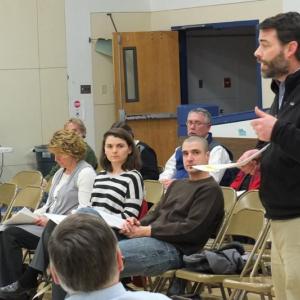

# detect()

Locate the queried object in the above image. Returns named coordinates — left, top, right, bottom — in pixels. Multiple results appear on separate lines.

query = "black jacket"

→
left=136, top=141, right=159, bottom=180
left=260, top=69, right=300, bottom=219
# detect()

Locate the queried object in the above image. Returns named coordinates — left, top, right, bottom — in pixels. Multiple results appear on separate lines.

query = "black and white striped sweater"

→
left=91, top=170, right=144, bottom=219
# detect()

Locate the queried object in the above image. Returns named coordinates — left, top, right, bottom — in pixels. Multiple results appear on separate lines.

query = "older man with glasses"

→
left=160, top=108, right=232, bottom=188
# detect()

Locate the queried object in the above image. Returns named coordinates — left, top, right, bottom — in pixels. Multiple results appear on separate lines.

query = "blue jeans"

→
left=77, top=207, right=183, bottom=277
left=119, top=237, right=182, bottom=278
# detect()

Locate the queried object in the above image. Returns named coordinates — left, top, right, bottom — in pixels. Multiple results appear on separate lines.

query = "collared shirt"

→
left=278, top=81, right=286, bottom=109
left=66, top=282, right=170, bottom=300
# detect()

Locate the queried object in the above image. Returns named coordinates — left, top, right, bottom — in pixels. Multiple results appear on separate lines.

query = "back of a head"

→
left=260, top=12, right=300, bottom=60
left=110, top=121, right=134, bottom=138
left=64, top=118, right=87, bottom=138
left=48, top=214, right=118, bottom=293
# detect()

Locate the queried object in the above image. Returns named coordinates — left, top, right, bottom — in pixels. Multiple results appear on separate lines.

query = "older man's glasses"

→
left=186, top=120, right=209, bottom=127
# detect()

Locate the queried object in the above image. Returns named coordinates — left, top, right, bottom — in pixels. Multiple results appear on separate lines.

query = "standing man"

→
left=159, top=108, right=232, bottom=188
left=241, top=12, right=300, bottom=300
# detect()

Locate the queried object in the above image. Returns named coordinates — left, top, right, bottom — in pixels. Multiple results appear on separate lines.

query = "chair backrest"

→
left=10, top=170, right=43, bottom=189
left=234, top=189, right=263, bottom=211
left=3, top=185, right=43, bottom=221
left=144, top=180, right=164, bottom=207
left=210, top=187, right=237, bottom=249
left=219, top=189, right=265, bottom=243
left=0, top=182, right=17, bottom=206
left=221, top=186, right=237, bottom=216
left=0, top=183, right=18, bottom=221
left=44, top=176, right=53, bottom=193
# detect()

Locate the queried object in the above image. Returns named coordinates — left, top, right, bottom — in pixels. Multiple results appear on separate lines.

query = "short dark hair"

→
left=110, top=121, right=134, bottom=138
left=188, top=108, right=212, bottom=125
left=100, top=128, right=141, bottom=172
left=183, top=136, right=209, bottom=152
left=259, top=12, right=300, bottom=60
left=48, top=214, right=118, bottom=292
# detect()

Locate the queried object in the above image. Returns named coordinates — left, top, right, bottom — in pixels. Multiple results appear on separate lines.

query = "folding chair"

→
left=223, top=223, right=273, bottom=300
left=10, top=170, right=43, bottom=189
left=144, top=180, right=164, bottom=209
left=175, top=190, right=268, bottom=299
left=209, top=186, right=237, bottom=249
left=0, top=182, right=17, bottom=221
left=3, top=185, right=43, bottom=221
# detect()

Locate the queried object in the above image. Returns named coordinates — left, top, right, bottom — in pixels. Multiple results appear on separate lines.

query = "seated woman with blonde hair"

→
left=0, top=129, right=96, bottom=290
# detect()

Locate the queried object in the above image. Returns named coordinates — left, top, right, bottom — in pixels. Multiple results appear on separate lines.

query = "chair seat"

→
left=223, top=276, right=273, bottom=294
left=175, top=269, right=240, bottom=283
left=160, top=270, right=176, bottom=278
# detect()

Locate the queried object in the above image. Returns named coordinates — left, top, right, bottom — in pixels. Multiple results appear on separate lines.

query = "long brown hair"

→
left=100, top=128, right=141, bottom=172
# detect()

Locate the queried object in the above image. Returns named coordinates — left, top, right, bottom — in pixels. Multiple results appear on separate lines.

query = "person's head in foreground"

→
left=48, top=214, right=122, bottom=294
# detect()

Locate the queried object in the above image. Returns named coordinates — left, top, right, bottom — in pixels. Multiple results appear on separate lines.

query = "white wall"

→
left=0, top=0, right=68, bottom=182
left=64, top=0, right=150, bottom=150
left=149, top=0, right=263, bottom=10
left=283, top=0, right=300, bottom=11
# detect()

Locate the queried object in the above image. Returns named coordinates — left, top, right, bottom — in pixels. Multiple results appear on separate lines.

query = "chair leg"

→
left=152, top=277, right=167, bottom=292
left=267, top=293, right=273, bottom=300
left=219, top=283, right=227, bottom=299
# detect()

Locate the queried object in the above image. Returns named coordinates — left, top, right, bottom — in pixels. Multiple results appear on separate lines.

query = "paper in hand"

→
left=193, top=143, right=270, bottom=172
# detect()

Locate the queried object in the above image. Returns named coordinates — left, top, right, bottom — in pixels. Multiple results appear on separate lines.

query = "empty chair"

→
left=223, top=224, right=273, bottom=300
left=2, top=185, right=43, bottom=222
left=10, top=170, right=43, bottom=189
left=144, top=180, right=164, bottom=208
left=0, top=183, right=17, bottom=220
left=209, top=186, right=237, bottom=249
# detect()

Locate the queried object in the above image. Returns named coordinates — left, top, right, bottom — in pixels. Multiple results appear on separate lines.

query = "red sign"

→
left=74, top=100, right=81, bottom=108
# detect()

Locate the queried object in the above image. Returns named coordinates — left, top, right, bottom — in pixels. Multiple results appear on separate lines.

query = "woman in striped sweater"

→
left=91, top=128, right=144, bottom=219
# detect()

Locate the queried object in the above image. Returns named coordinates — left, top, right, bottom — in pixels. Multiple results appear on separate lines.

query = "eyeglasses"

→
left=186, top=121, right=210, bottom=127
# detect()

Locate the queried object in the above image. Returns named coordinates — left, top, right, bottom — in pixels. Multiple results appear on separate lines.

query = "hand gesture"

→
left=251, top=106, right=277, bottom=141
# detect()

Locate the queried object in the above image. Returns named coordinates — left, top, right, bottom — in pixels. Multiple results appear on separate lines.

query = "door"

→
left=113, top=31, right=180, bottom=166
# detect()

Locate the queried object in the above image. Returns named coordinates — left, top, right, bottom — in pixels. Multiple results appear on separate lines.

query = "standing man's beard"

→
left=260, top=51, right=289, bottom=79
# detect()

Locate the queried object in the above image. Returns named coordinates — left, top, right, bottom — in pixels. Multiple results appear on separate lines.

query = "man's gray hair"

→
left=188, top=108, right=212, bottom=124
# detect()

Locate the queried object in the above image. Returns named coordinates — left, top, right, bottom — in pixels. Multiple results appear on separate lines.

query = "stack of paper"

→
left=3, top=207, right=37, bottom=225
left=45, top=210, right=124, bottom=229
